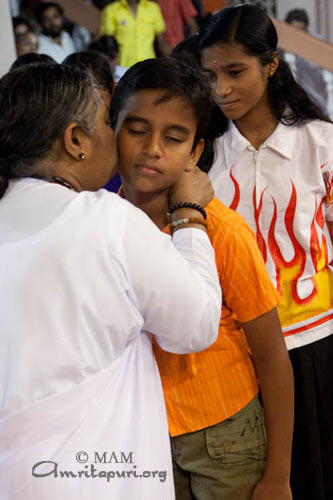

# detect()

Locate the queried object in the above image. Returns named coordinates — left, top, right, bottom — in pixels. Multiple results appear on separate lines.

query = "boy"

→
left=110, top=58, right=294, bottom=500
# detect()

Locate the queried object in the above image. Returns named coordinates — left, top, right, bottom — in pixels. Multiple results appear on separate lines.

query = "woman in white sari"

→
left=0, top=63, right=221, bottom=500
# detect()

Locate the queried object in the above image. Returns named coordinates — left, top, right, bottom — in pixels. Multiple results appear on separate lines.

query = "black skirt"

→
left=289, top=334, right=333, bottom=500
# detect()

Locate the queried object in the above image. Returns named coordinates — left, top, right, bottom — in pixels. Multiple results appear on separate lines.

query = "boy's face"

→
left=115, top=89, right=203, bottom=195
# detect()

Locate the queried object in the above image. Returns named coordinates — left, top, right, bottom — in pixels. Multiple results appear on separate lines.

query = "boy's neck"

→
left=122, top=183, right=169, bottom=230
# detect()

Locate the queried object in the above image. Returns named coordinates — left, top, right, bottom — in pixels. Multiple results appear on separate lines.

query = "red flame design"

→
left=253, top=187, right=267, bottom=263
left=310, top=196, right=328, bottom=272
left=267, top=181, right=317, bottom=304
left=229, top=168, right=240, bottom=210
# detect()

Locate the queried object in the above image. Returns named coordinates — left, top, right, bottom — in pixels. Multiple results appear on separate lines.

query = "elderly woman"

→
left=0, top=64, right=221, bottom=499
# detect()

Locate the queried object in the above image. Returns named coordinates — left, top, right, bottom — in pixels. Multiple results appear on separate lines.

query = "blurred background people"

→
left=12, top=15, right=33, bottom=35
left=15, top=30, right=39, bottom=56
left=89, top=34, right=127, bottom=82
left=283, top=7, right=328, bottom=114
left=36, top=1, right=76, bottom=62
left=158, top=0, right=199, bottom=50
left=100, top=0, right=170, bottom=68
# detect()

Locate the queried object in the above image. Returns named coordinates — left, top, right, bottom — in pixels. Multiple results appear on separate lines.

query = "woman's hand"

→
left=169, top=166, right=214, bottom=207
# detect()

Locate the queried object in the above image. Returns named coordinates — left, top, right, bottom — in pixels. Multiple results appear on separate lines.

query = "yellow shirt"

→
left=100, top=0, right=165, bottom=68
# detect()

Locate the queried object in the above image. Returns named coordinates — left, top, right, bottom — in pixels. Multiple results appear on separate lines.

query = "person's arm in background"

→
left=181, top=0, right=199, bottom=36
left=156, top=33, right=171, bottom=56
left=153, top=1, right=171, bottom=56
left=119, top=168, right=221, bottom=354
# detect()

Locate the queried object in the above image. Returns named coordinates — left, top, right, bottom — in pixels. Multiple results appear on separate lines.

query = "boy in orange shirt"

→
left=110, top=57, right=294, bottom=500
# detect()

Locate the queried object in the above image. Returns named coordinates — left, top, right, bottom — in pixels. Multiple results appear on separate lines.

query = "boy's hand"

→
left=169, top=167, right=214, bottom=207
left=250, top=477, right=292, bottom=500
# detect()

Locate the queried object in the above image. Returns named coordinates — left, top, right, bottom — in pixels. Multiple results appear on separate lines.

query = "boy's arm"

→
left=241, top=308, right=294, bottom=500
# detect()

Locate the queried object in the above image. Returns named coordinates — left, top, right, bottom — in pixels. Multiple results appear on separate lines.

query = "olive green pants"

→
left=171, top=395, right=266, bottom=500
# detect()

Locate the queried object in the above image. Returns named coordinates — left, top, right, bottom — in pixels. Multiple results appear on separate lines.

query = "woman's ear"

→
left=185, top=138, right=205, bottom=172
left=63, top=123, right=92, bottom=161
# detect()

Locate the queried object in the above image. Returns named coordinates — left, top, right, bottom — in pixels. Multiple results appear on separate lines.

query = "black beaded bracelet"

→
left=167, top=202, right=207, bottom=220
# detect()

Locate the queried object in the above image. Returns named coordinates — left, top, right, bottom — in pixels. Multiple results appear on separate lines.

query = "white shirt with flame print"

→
left=210, top=120, right=333, bottom=350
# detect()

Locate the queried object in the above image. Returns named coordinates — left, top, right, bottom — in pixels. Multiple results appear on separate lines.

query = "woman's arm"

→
left=241, top=308, right=294, bottom=500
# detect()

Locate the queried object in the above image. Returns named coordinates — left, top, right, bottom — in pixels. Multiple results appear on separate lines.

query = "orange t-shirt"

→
left=154, top=197, right=281, bottom=436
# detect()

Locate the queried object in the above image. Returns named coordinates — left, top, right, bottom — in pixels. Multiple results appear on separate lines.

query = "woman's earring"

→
left=79, top=153, right=86, bottom=160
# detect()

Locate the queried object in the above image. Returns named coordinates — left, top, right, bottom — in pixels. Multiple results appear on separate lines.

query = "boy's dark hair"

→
left=285, top=8, right=309, bottom=28
left=199, top=4, right=331, bottom=128
left=63, top=51, right=114, bottom=94
left=110, top=57, right=214, bottom=150
left=89, top=35, right=119, bottom=61
left=10, top=53, right=56, bottom=72
left=36, top=2, right=63, bottom=23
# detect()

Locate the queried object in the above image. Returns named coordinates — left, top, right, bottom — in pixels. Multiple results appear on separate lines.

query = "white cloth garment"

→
left=38, top=31, right=76, bottom=63
left=0, top=178, right=221, bottom=499
left=210, top=120, right=333, bottom=350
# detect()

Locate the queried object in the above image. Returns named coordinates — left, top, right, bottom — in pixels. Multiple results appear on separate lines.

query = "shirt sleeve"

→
left=118, top=201, right=221, bottom=354
left=100, top=5, right=116, bottom=35
left=215, top=221, right=280, bottom=324
left=152, top=3, right=165, bottom=34
left=322, top=162, right=333, bottom=221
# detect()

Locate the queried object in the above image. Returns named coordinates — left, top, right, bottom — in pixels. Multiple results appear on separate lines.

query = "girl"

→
left=199, top=5, right=333, bottom=500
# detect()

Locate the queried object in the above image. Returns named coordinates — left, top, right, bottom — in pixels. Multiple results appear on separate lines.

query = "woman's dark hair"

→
left=89, top=35, right=119, bottom=61
left=0, top=64, right=99, bottom=199
left=63, top=51, right=114, bottom=94
left=10, top=53, right=56, bottom=71
left=110, top=57, right=214, bottom=153
left=199, top=4, right=331, bottom=127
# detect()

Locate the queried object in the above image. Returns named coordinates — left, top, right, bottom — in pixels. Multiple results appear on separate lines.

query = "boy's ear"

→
left=185, top=139, right=204, bottom=172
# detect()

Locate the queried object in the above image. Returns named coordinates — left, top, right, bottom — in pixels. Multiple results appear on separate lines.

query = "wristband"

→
left=167, top=202, right=207, bottom=220
left=169, top=217, right=208, bottom=231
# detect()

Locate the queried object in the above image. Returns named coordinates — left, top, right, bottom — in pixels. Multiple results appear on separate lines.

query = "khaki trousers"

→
left=171, top=395, right=266, bottom=500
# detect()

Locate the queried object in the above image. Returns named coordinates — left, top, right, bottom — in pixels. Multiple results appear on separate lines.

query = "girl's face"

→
left=201, top=42, right=277, bottom=126
left=115, top=89, right=203, bottom=196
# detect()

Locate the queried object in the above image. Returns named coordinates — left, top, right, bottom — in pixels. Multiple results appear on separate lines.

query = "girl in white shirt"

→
left=199, top=4, right=333, bottom=500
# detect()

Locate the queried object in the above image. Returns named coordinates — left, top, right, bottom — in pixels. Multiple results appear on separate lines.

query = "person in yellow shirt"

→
left=100, top=0, right=170, bottom=68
